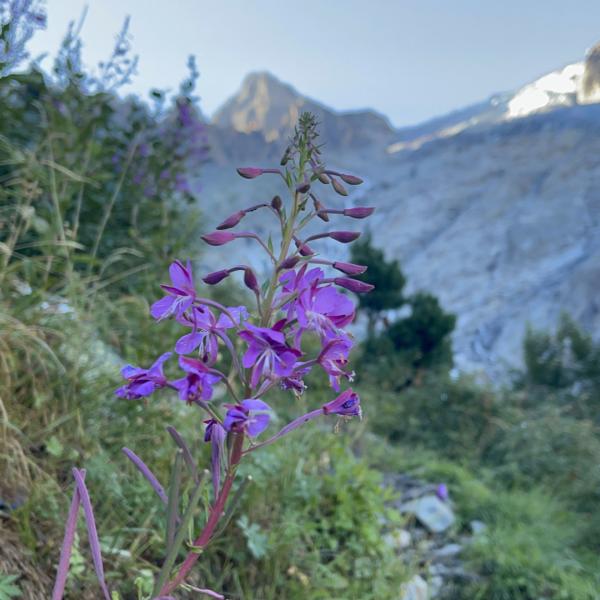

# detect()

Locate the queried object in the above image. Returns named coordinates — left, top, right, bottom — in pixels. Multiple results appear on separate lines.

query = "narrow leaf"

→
left=153, top=470, right=208, bottom=597
left=166, top=427, right=198, bottom=481
left=166, top=450, right=183, bottom=549
left=72, top=468, right=111, bottom=600
left=122, top=447, right=168, bottom=506
left=52, top=469, right=86, bottom=600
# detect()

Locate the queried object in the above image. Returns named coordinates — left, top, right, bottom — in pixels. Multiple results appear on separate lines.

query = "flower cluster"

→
left=55, top=113, right=374, bottom=600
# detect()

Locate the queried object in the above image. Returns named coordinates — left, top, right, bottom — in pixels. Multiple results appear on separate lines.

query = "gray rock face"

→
left=198, top=52, right=600, bottom=379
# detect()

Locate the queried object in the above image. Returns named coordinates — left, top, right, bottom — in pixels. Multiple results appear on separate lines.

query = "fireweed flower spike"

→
left=56, top=113, right=374, bottom=597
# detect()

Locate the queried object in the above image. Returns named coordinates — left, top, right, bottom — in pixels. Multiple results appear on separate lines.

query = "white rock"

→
left=402, top=495, right=456, bottom=533
left=400, top=575, right=428, bottom=600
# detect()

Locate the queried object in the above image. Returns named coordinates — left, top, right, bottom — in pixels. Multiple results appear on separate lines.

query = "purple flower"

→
left=323, top=388, right=361, bottom=418
left=436, top=483, right=449, bottom=502
left=171, top=356, right=220, bottom=404
left=239, top=323, right=301, bottom=387
left=292, top=283, right=355, bottom=342
left=280, top=366, right=312, bottom=395
left=318, top=338, right=354, bottom=391
left=150, top=260, right=196, bottom=320
left=176, top=305, right=247, bottom=363
left=115, top=352, right=171, bottom=399
left=223, top=399, right=272, bottom=437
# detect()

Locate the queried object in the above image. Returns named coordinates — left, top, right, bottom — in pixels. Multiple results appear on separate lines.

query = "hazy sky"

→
left=28, top=0, right=600, bottom=127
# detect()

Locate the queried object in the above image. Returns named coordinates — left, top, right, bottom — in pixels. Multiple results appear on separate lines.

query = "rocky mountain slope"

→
left=198, top=47, right=600, bottom=378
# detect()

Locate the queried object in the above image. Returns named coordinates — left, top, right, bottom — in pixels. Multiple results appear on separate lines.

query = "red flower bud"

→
left=271, top=195, right=282, bottom=211
left=317, top=172, right=330, bottom=184
left=312, top=196, right=329, bottom=222
left=244, top=268, right=259, bottom=293
left=294, top=238, right=315, bottom=256
left=296, top=181, right=311, bottom=194
left=217, top=210, right=246, bottom=230
left=333, top=261, right=368, bottom=275
left=339, top=173, right=363, bottom=185
left=237, top=167, right=263, bottom=179
left=201, top=231, right=237, bottom=246
left=334, top=277, right=374, bottom=293
left=280, top=255, right=300, bottom=270
left=329, top=231, right=360, bottom=243
left=343, top=207, right=375, bottom=219
left=203, top=269, right=230, bottom=284
left=331, top=177, right=348, bottom=197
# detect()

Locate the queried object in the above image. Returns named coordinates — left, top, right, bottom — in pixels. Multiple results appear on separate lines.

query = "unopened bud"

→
left=329, top=231, right=360, bottom=243
left=203, top=269, right=230, bottom=284
left=201, top=231, right=237, bottom=246
left=244, top=268, right=259, bottom=293
left=343, top=206, right=375, bottom=219
left=334, top=277, right=374, bottom=293
left=237, top=167, right=263, bottom=179
left=333, top=261, right=368, bottom=275
left=317, top=172, right=330, bottom=184
left=280, top=255, right=300, bottom=270
left=331, top=177, right=348, bottom=197
left=294, top=238, right=315, bottom=256
left=271, top=195, right=282, bottom=211
left=339, top=173, right=363, bottom=185
left=296, top=181, right=311, bottom=194
left=312, top=196, right=329, bottom=222
left=217, top=210, right=246, bottom=230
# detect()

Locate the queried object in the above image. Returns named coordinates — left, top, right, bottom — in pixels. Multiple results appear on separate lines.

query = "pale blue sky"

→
left=28, top=0, right=600, bottom=127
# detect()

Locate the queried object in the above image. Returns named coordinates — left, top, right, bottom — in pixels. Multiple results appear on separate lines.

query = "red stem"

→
left=160, top=433, right=245, bottom=595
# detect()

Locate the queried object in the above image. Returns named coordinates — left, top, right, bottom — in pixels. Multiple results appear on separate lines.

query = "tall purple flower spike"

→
left=59, top=113, right=375, bottom=598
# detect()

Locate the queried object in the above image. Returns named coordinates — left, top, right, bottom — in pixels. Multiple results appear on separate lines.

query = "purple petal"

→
left=242, top=344, right=262, bottom=369
left=246, top=413, right=270, bottom=437
left=150, top=295, right=176, bottom=320
left=72, top=469, right=111, bottom=600
left=242, top=398, right=271, bottom=412
left=169, top=260, right=192, bottom=289
left=175, top=331, right=205, bottom=354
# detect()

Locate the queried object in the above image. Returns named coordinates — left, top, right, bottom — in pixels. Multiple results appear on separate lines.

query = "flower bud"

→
left=244, top=267, right=259, bottom=293
left=296, top=181, right=311, bottom=194
left=312, top=196, right=329, bottom=222
left=333, top=262, right=368, bottom=275
left=280, top=255, right=300, bottom=270
left=317, top=172, right=330, bottom=184
left=271, top=195, right=283, bottom=211
left=294, top=238, right=315, bottom=256
left=329, top=231, right=360, bottom=243
left=331, top=177, right=348, bottom=197
left=202, top=269, right=230, bottom=284
left=339, top=173, right=363, bottom=185
left=217, top=210, right=245, bottom=230
left=201, top=231, right=237, bottom=246
left=343, top=207, right=375, bottom=219
left=334, top=277, right=374, bottom=293
left=237, top=167, right=263, bottom=179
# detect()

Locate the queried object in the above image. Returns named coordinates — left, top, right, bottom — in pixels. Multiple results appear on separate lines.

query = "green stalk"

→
left=153, top=469, right=208, bottom=596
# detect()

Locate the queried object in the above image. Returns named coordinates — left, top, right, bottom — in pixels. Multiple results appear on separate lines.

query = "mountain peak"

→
left=212, top=70, right=394, bottom=148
